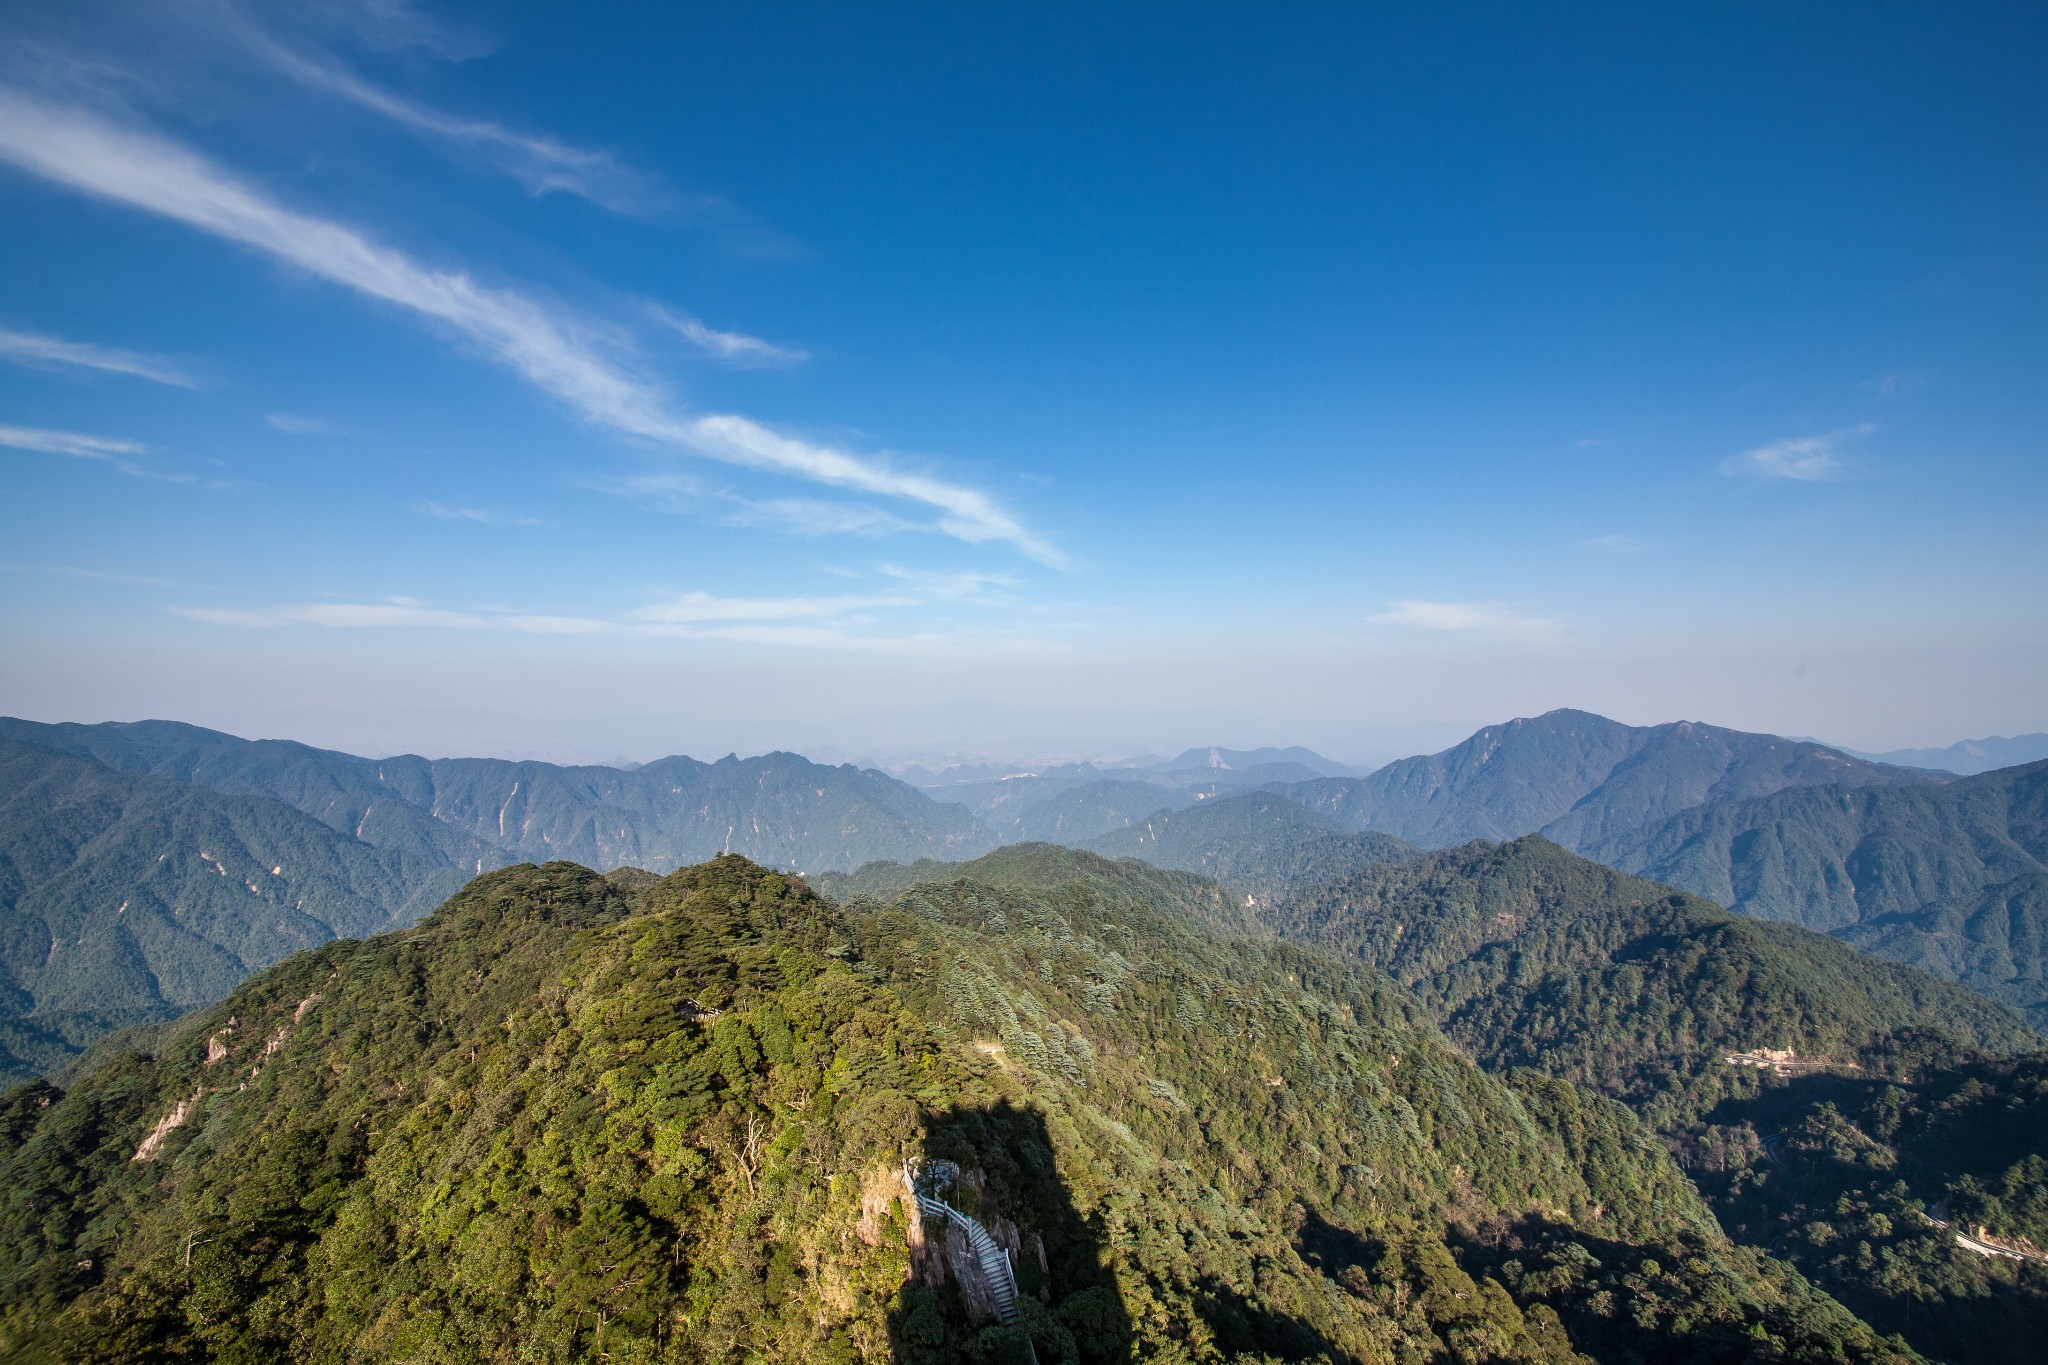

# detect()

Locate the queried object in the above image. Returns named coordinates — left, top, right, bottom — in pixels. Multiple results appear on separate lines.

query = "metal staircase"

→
left=906, top=1162, right=1037, bottom=1361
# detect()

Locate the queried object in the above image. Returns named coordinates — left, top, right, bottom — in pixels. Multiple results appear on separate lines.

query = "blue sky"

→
left=1, top=1, right=2043, bottom=764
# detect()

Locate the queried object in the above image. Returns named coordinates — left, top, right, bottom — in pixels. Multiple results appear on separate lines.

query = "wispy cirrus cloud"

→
left=238, top=28, right=663, bottom=215
left=628, top=589, right=917, bottom=625
left=652, top=305, right=808, bottom=367
left=167, top=585, right=1020, bottom=654
left=1579, top=532, right=1643, bottom=553
left=171, top=597, right=611, bottom=633
left=603, top=471, right=935, bottom=541
left=877, top=563, right=1019, bottom=601
left=0, top=325, right=195, bottom=386
left=0, top=561, right=174, bottom=587
left=0, top=422, right=197, bottom=482
left=1368, top=599, right=1559, bottom=635
left=0, top=87, right=1056, bottom=563
left=416, top=500, right=547, bottom=527
left=266, top=413, right=339, bottom=435
left=1721, top=425, right=1873, bottom=481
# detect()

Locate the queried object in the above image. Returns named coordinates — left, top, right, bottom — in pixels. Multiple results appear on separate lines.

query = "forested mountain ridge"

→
left=1261, top=835, right=2048, bottom=1363
left=1262, top=836, right=2034, bottom=1125
left=0, top=741, right=467, bottom=1086
left=811, top=842, right=1265, bottom=939
left=1272, top=709, right=1942, bottom=852
left=0, top=854, right=1913, bottom=1363
left=1594, top=760, right=2048, bottom=1026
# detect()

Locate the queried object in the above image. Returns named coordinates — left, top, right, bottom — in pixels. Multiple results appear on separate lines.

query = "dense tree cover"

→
left=0, top=853, right=1913, bottom=1363
left=1080, top=795, right=1416, bottom=903
left=1592, top=761, right=2048, bottom=1026
left=0, top=741, right=473, bottom=1087
left=816, top=844, right=1262, bottom=940
left=1271, top=711, right=1937, bottom=852
left=1263, top=834, right=2046, bottom=1364
left=1267, top=837, right=2034, bottom=1129
left=1679, top=1054, right=2048, bottom=1364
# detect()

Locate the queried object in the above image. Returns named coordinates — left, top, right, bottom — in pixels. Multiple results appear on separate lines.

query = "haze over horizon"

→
left=3, top=2, right=2044, bottom=761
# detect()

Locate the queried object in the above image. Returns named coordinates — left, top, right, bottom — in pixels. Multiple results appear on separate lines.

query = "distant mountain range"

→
left=1266, top=708, right=1940, bottom=850
left=0, top=740, right=473, bottom=1083
left=7, top=706, right=2048, bottom=1084
left=0, top=717, right=996, bottom=1080
left=993, top=710, right=2048, bottom=1026
left=1833, top=733, right=2048, bottom=776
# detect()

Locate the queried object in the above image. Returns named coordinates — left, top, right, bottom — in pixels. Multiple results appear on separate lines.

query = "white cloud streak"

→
left=877, top=563, right=1019, bottom=600
left=0, top=424, right=146, bottom=458
left=166, top=586, right=994, bottom=653
left=652, top=306, right=807, bottom=367
left=1368, top=599, right=1559, bottom=634
left=0, top=422, right=195, bottom=481
left=0, top=325, right=195, bottom=386
left=1578, top=533, right=1643, bottom=553
left=628, top=590, right=917, bottom=625
left=0, top=561, right=174, bottom=587
left=266, top=413, right=338, bottom=434
left=1722, top=425, right=1873, bottom=481
left=168, top=589, right=1059, bottom=656
left=0, top=87, right=1055, bottom=562
left=416, top=501, right=546, bottom=527
left=170, top=600, right=612, bottom=633
left=241, top=32, right=662, bottom=214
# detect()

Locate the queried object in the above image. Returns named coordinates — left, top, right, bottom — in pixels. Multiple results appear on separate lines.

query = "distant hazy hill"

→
left=0, top=717, right=506, bottom=872
left=1593, top=759, right=2048, bottom=1025
left=1156, top=745, right=1365, bottom=777
left=1083, top=792, right=1417, bottom=901
left=1009, top=779, right=1197, bottom=843
left=923, top=746, right=1359, bottom=837
left=0, top=718, right=996, bottom=876
left=0, top=720, right=1002, bottom=1078
left=0, top=741, right=468, bottom=1085
left=1274, top=709, right=1942, bottom=852
left=1838, top=733, right=2048, bottom=776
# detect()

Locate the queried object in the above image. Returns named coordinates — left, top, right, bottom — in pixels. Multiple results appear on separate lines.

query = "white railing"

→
left=905, top=1164, right=1037, bottom=1361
